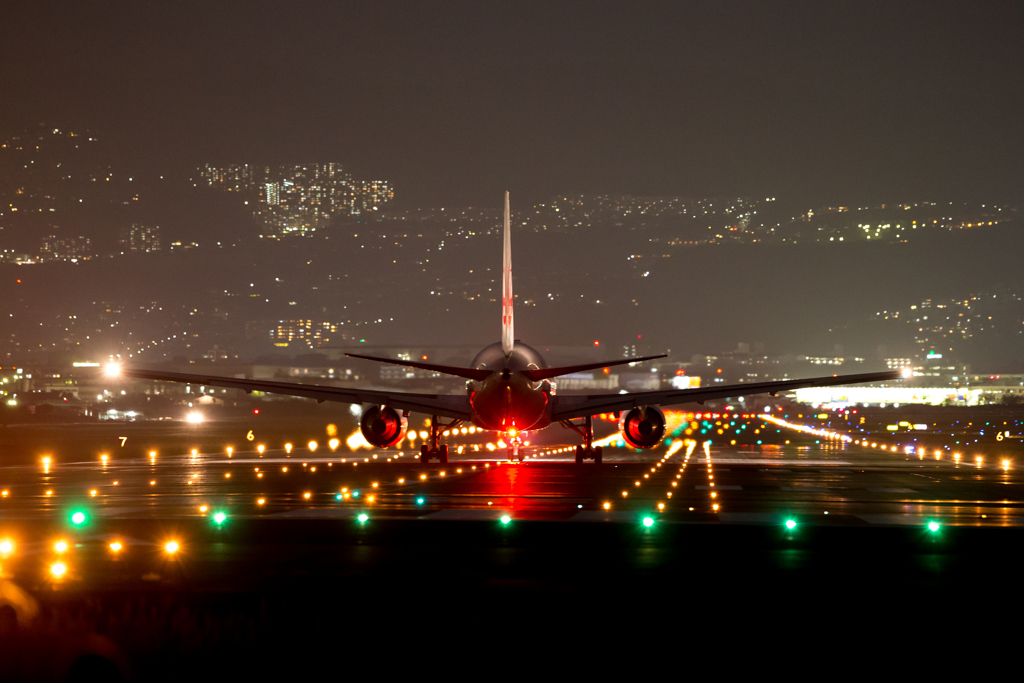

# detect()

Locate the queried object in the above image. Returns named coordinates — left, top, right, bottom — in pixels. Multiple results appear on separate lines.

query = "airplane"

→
left=115, top=192, right=904, bottom=464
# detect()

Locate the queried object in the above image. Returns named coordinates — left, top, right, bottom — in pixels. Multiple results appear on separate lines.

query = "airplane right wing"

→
left=551, top=370, right=905, bottom=421
left=117, top=368, right=472, bottom=420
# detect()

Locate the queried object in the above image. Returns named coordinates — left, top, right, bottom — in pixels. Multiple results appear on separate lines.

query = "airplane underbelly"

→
left=470, top=380, right=549, bottom=432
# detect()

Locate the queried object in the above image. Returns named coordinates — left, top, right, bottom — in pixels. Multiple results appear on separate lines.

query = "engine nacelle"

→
left=359, top=406, right=408, bottom=448
left=618, top=406, right=667, bottom=449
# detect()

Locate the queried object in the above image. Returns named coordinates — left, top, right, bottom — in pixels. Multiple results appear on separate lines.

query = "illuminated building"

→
left=39, top=234, right=93, bottom=262
left=196, top=163, right=394, bottom=238
left=118, top=223, right=161, bottom=253
left=271, top=320, right=349, bottom=349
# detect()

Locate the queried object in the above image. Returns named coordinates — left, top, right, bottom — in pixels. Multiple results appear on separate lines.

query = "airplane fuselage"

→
left=467, top=341, right=552, bottom=433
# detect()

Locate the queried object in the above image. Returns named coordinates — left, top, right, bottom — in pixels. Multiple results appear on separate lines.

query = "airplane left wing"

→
left=116, top=368, right=472, bottom=420
left=551, top=370, right=904, bottom=421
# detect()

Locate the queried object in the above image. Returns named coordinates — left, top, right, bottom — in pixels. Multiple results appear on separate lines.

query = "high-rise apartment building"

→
left=118, top=223, right=161, bottom=253
left=196, top=163, right=393, bottom=238
left=40, top=234, right=93, bottom=261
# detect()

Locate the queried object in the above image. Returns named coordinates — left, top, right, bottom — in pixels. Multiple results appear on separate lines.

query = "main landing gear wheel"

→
left=420, top=444, right=449, bottom=463
left=564, top=415, right=602, bottom=464
left=417, top=414, right=460, bottom=464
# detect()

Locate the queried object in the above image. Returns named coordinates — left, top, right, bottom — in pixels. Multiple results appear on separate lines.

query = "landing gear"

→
left=563, top=415, right=603, bottom=464
left=574, top=445, right=602, bottom=463
left=419, top=415, right=459, bottom=463
left=507, top=442, right=524, bottom=462
left=506, top=434, right=524, bottom=462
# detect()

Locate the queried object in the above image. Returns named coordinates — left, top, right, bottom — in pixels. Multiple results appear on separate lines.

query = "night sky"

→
left=3, top=0, right=1021, bottom=207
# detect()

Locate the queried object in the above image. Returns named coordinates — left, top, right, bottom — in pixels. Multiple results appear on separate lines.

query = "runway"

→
left=3, top=437, right=1020, bottom=526
left=1, top=420, right=1022, bottom=679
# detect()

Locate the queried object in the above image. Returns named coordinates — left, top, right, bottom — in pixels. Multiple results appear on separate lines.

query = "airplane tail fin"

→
left=501, top=191, right=514, bottom=356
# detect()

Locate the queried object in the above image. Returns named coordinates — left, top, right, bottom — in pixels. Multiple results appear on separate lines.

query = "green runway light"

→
left=785, top=519, right=797, bottom=530
left=357, top=513, right=369, bottom=523
left=500, top=515, right=511, bottom=525
left=352, top=491, right=360, bottom=497
left=213, top=512, right=227, bottom=525
left=927, top=521, right=941, bottom=532
left=416, top=497, right=425, bottom=505
left=336, top=494, right=343, bottom=500
left=70, top=510, right=87, bottom=526
left=642, top=516, right=654, bottom=528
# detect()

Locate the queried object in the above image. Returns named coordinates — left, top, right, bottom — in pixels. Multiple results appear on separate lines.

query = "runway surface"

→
left=1, top=420, right=1022, bottom=679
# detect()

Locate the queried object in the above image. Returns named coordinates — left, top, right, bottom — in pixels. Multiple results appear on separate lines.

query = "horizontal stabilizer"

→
left=345, top=353, right=492, bottom=381
left=521, top=354, right=668, bottom=382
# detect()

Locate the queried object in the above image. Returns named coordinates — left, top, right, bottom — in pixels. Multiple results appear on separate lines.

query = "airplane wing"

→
left=116, top=368, right=472, bottom=420
left=551, top=370, right=904, bottom=420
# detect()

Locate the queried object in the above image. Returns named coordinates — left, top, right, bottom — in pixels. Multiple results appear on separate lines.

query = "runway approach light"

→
left=50, top=562, right=67, bottom=578
left=103, top=363, right=121, bottom=377
left=927, top=521, right=941, bottom=532
left=642, top=516, right=655, bottom=528
left=164, top=541, right=179, bottom=554
left=785, top=519, right=797, bottom=530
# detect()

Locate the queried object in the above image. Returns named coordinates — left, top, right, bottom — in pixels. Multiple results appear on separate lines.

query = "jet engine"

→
left=359, top=406, right=408, bottom=448
left=618, top=406, right=667, bottom=449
